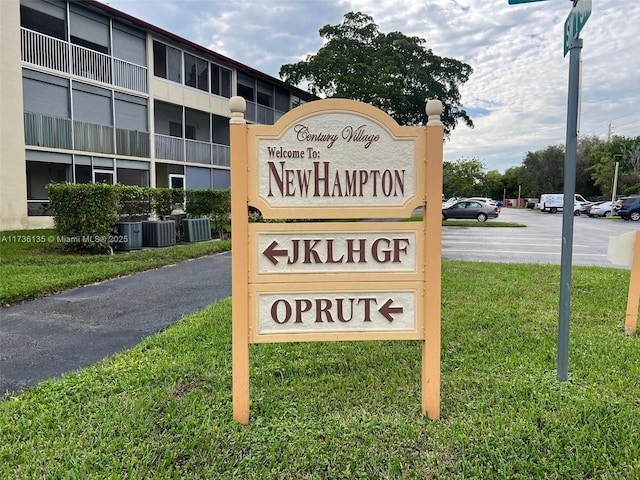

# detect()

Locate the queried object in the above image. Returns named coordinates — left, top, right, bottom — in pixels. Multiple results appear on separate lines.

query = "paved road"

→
left=0, top=251, right=232, bottom=395
left=443, top=208, right=638, bottom=267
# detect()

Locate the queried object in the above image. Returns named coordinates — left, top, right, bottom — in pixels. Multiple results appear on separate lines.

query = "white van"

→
left=539, top=193, right=588, bottom=213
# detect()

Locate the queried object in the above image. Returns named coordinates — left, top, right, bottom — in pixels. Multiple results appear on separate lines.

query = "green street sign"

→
left=508, top=0, right=547, bottom=4
left=564, top=0, right=592, bottom=56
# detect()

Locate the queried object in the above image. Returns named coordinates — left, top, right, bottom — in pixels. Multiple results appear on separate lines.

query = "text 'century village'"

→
left=265, top=123, right=408, bottom=199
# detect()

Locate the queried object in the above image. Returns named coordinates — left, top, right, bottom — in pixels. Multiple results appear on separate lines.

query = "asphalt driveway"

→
left=0, top=251, right=231, bottom=395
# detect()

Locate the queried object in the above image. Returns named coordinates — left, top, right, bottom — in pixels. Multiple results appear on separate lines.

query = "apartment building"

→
left=0, top=0, right=314, bottom=230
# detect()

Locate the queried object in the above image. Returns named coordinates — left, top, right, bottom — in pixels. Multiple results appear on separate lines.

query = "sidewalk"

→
left=0, top=251, right=231, bottom=395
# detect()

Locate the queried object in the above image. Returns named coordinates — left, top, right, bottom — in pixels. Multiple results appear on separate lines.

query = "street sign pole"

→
left=557, top=35, right=583, bottom=382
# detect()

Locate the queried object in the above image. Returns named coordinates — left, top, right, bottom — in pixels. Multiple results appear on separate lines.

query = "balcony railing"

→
left=73, top=121, right=114, bottom=154
left=155, top=134, right=229, bottom=166
left=25, top=112, right=149, bottom=156
left=155, top=134, right=184, bottom=162
left=244, top=100, right=287, bottom=125
left=21, top=28, right=147, bottom=93
left=23, top=112, right=72, bottom=149
left=186, top=139, right=212, bottom=164
left=21, top=28, right=68, bottom=73
left=116, top=128, right=150, bottom=157
left=212, top=143, right=230, bottom=167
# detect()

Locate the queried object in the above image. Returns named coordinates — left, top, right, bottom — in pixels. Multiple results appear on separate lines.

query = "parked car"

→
left=581, top=201, right=603, bottom=215
left=442, top=197, right=460, bottom=208
left=616, top=196, right=640, bottom=221
left=466, top=197, right=497, bottom=207
left=442, top=200, right=499, bottom=222
left=588, top=201, right=613, bottom=217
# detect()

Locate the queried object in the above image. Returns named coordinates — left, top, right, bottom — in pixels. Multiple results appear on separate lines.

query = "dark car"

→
left=616, top=196, right=640, bottom=221
left=442, top=200, right=499, bottom=222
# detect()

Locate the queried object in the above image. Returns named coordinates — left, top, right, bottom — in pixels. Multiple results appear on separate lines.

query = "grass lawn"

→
left=1, top=261, right=638, bottom=478
left=0, top=228, right=231, bottom=305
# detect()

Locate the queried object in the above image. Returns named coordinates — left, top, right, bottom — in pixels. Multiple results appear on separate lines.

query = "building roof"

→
left=82, top=0, right=314, bottom=100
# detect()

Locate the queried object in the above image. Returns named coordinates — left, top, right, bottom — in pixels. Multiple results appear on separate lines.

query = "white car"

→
left=588, top=201, right=613, bottom=217
left=466, top=197, right=497, bottom=207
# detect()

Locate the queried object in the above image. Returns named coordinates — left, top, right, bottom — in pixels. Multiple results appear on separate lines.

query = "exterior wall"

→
left=0, top=0, right=30, bottom=230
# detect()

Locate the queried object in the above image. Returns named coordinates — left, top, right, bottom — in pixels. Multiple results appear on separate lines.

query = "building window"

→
left=184, top=53, right=208, bottom=92
left=237, top=72, right=255, bottom=102
left=20, top=4, right=66, bottom=40
left=211, top=63, right=232, bottom=98
left=153, top=40, right=181, bottom=83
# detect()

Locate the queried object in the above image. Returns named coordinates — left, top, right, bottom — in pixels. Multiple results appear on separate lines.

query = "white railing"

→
left=21, top=28, right=147, bottom=93
left=71, top=43, right=111, bottom=84
left=24, top=112, right=72, bottom=149
left=113, top=58, right=148, bottom=93
left=185, top=139, right=212, bottom=164
left=21, top=28, right=68, bottom=73
left=155, top=134, right=184, bottom=161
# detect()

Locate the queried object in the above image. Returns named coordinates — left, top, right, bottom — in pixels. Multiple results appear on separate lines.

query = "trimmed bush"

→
left=116, top=185, right=152, bottom=220
left=151, top=188, right=184, bottom=217
left=47, top=183, right=120, bottom=253
left=46, top=184, right=233, bottom=250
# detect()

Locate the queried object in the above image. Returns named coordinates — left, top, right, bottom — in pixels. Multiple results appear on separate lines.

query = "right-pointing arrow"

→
left=379, top=298, right=403, bottom=322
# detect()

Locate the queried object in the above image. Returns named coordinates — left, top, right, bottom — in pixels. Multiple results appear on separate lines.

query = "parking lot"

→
left=441, top=208, right=639, bottom=268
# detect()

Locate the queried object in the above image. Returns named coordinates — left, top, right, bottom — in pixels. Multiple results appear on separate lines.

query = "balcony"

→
left=155, top=134, right=230, bottom=166
left=24, top=112, right=149, bottom=158
left=21, top=28, right=148, bottom=93
left=23, top=112, right=72, bottom=150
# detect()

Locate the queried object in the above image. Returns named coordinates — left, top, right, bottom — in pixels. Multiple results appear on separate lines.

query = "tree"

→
left=443, top=158, right=486, bottom=198
left=279, top=12, right=473, bottom=136
left=519, top=145, right=565, bottom=196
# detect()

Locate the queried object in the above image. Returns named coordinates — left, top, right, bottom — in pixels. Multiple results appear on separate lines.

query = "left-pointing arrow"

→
left=379, top=298, right=403, bottom=322
left=263, top=240, right=288, bottom=265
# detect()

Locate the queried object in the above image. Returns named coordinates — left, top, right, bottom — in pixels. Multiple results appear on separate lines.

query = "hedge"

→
left=47, top=184, right=231, bottom=252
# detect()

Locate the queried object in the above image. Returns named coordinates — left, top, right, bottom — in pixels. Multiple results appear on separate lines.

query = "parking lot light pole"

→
left=612, top=154, right=622, bottom=211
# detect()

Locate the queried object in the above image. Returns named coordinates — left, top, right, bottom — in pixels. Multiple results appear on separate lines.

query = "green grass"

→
left=0, top=228, right=231, bottom=305
left=1, top=262, right=638, bottom=478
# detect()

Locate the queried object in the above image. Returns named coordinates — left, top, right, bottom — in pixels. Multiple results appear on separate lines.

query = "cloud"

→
left=104, top=0, right=640, bottom=172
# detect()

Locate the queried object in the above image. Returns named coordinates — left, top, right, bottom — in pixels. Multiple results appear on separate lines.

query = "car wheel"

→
left=477, top=213, right=487, bottom=222
left=604, top=211, right=611, bottom=217
left=630, top=211, right=640, bottom=221
left=574, top=210, right=580, bottom=216
left=442, top=212, right=446, bottom=221
left=550, top=207, right=557, bottom=213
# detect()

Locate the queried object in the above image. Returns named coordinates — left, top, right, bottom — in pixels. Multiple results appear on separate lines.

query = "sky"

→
left=102, top=0, right=640, bottom=173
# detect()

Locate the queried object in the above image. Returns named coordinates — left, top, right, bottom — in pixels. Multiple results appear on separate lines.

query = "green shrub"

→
left=116, top=185, right=152, bottom=220
left=47, top=183, right=119, bottom=253
left=151, top=188, right=184, bottom=217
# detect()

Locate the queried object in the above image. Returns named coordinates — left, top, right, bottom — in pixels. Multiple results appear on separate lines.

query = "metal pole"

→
left=612, top=155, right=621, bottom=212
left=557, top=36, right=582, bottom=382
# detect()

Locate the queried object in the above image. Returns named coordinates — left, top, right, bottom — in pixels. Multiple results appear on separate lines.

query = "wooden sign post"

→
left=230, top=97, right=444, bottom=424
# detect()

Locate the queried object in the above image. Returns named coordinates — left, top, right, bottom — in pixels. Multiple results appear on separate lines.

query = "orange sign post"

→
left=230, top=97, right=444, bottom=424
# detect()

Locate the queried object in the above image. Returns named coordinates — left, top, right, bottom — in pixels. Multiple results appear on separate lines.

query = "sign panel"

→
left=230, top=97, right=445, bottom=422
left=248, top=100, right=425, bottom=219
left=564, top=0, right=592, bottom=56
left=249, top=282, right=422, bottom=343
left=249, top=222, right=423, bottom=282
